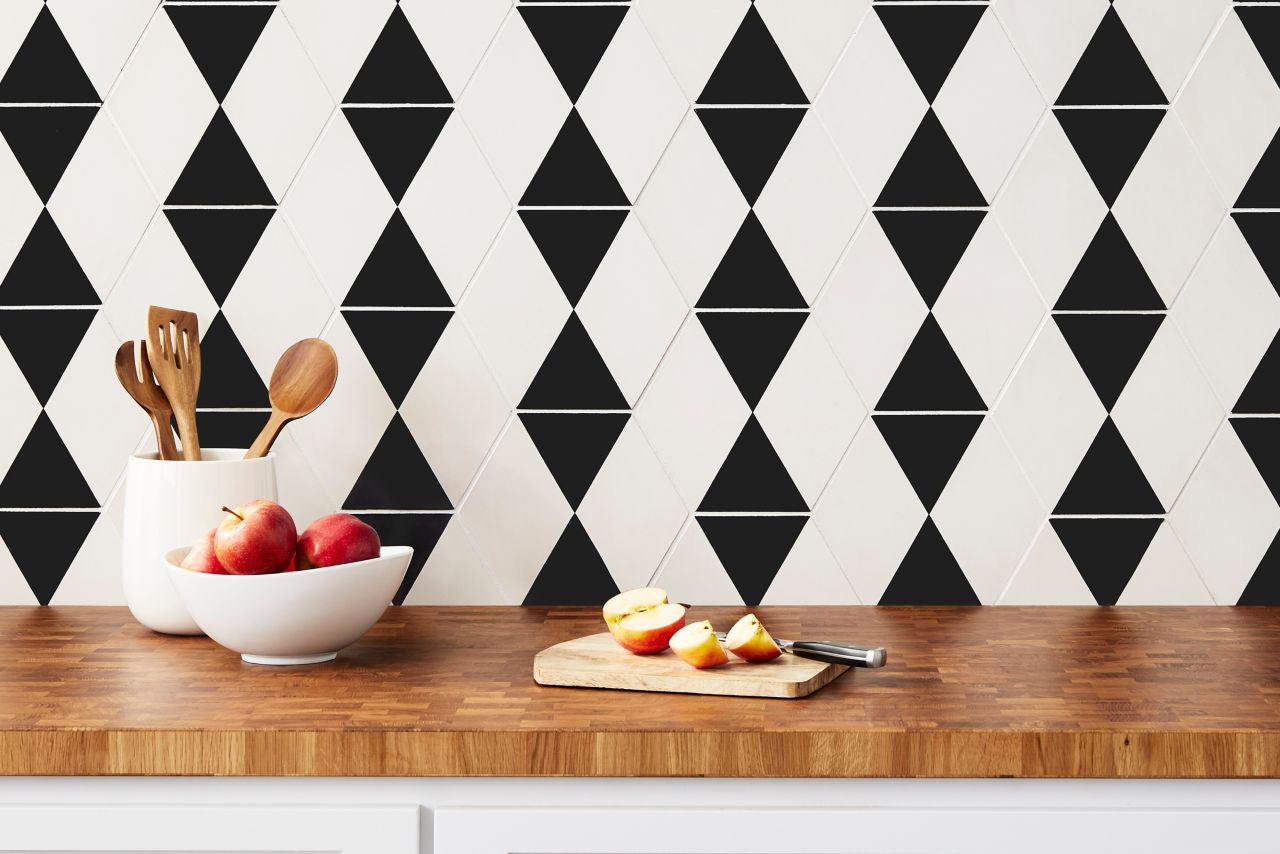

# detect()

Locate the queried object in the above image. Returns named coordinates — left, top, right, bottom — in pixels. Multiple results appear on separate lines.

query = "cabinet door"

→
left=0, top=804, right=418, bottom=853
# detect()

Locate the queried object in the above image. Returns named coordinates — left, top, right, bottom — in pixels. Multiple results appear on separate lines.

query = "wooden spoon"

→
left=114, top=340, right=179, bottom=461
left=244, top=338, right=339, bottom=460
left=146, top=305, right=202, bottom=461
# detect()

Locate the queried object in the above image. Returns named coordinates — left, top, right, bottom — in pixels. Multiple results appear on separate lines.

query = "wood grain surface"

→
left=533, top=631, right=848, bottom=698
left=2, top=605, right=1279, bottom=777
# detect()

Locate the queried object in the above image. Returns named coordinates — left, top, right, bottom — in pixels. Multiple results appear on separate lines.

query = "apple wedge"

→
left=724, top=613, right=782, bottom=662
left=669, top=620, right=729, bottom=669
left=604, top=588, right=685, bottom=655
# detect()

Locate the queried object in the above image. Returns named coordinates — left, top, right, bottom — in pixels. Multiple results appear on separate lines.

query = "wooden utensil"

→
left=244, top=338, right=339, bottom=460
left=146, top=305, right=202, bottom=461
left=114, top=340, right=179, bottom=461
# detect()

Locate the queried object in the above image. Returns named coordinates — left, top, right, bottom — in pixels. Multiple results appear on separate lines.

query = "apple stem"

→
left=221, top=506, right=244, bottom=522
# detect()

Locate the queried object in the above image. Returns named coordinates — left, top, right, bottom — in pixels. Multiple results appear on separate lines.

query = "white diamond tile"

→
left=994, top=0, right=1109, bottom=102
left=816, top=216, right=928, bottom=407
left=47, top=112, right=155, bottom=301
left=0, top=131, right=41, bottom=281
left=997, top=524, right=1096, bottom=605
left=578, top=11, right=687, bottom=203
left=1113, top=320, right=1224, bottom=509
left=48, top=0, right=154, bottom=99
left=401, top=0, right=510, bottom=100
left=46, top=313, right=149, bottom=505
left=934, top=216, right=1045, bottom=404
left=1117, top=0, right=1230, bottom=101
left=633, top=317, right=749, bottom=508
left=757, top=317, right=866, bottom=507
left=1117, top=522, right=1215, bottom=605
left=0, top=2, right=41, bottom=83
left=280, top=0, right=395, bottom=103
left=935, top=11, right=1045, bottom=201
left=577, top=214, right=687, bottom=407
left=47, top=512, right=123, bottom=605
left=400, top=113, right=510, bottom=305
left=993, top=321, right=1107, bottom=509
left=458, top=13, right=571, bottom=200
left=104, top=212, right=218, bottom=343
left=457, top=418, right=571, bottom=599
left=755, top=112, right=865, bottom=304
left=0, top=534, right=38, bottom=606
left=104, top=11, right=217, bottom=199
left=223, top=9, right=334, bottom=202
left=994, top=117, right=1108, bottom=308
left=649, top=520, right=743, bottom=605
left=635, top=113, right=746, bottom=307
left=579, top=420, right=688, bottom=593
left=401, top=318, right=509, bottom=506
left=816, top=10, right=927, bottom=204
left=760, top=519, right=861, bottom=605
left=1174, top=217, right=1280, bottom=409
left=282, top=112, right=394, bottom=306
left=933, top=418, right=1045, bottom=604
left=814, top=419, right=926, bottom=605
left=634, top=0, right=748, bottom=101
left=458, top=215, right=568, bottom=404
left=404, top=516, right=509, bottom=605
left=0, top=335, right=40, bottom=479
left=1170, top=422, right=1279, bottom=604
left=272, top=432, right=333, bottom=538
left=1176, top=9, right=1280, bottom=208
left=756, top=0, right=866, bottom=101
left=1113, top=114, right=1225, bottom=306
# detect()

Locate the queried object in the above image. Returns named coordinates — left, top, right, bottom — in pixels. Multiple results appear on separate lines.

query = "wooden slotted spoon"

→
left=146, top=305, right=202, bottom=461
left=244, top=338, right=339, bottom=459
left=114, top=340, right=179, bottom=461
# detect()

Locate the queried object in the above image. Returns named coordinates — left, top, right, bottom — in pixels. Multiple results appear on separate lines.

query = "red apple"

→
left=603, top=587, right=685, bottom=654
left=180, top=528, right=227, bottom=574
left=295, top=513, right=381, bottom=570
left=670, top=620, right=729, bottom=669
left=214, top=500, right=296, bottom=575
left=724, top=613, right=782, bottom=662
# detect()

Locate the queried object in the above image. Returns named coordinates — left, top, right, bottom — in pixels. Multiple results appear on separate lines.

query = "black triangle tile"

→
left=0, top=106, right=96, bottom=203
left=1056, top=6, right=1166, bottom=105
left=0, top=412, right=97, bottom=508
left=1055, top=213, right=1164, bottom=310
left=345, top=210, right=451, bottom=307
left=1051, top=517, right=1161, bottom=606
left=1237, top=529, right=1280, bottom=605
left=874, top=414, right=983, bottom=512
left=1235, top=331, right=1280, bottom=413
left=523, top=516, right=621, bottom=605
left=165, top=209, right=273, bottom=306
left=698, top=415, right=807, bottom=512
left=166, top=4, right=273, bottom=102
left=521, top=412, right=627, bottom=510
left=1233, top=213, right=1280, bottom=296
left=1054, top=417, right=1164, bottom=514
left=520, top=110, right=629, bottom=206
left=192, top=410, right=262, bottom=449
left=0, top=211, right=97, bottom=306
left=0, top=7, right=98, bottom=103
left=698, top=5, right=807, bottom=105
left=344, top=6, right=452, bottom=104
left=1236, top=128, right=1280, bottom=209
left=166, top=108, right=275, bottom=205
left=1055, top=108, right=1164, bottom=207
left=354, top=512, right=449, bottom=604
left=879, top=517, right=979, bottom=605
left=1232, top=418, right=1280, bottom=506
left=197, top=312, right=268, bottom=408
left=0, top=308, right=94, bottom=404
left=1238, top=7, right=1280, bottom=89
left=0, top=510, right=97, bottom=604
left=344, top=413, right=451, bottom=510
left=344, top=309, right=450, bottom=407
left=698, top=311, right=806, bottom=409
left=1054, top=314, right=1163, bottom=411
left=875, top=211, right=985, bottom=309
left=876, top=110, right=985, bottom=207
left=343, top=106, right=450, bottom=204
left=874, top=4, right=985, bottom=103
left=697, top=212, right=806, bottom=309
left=518, top=5, right=627, bottom=103
left=519, top=314, right=628, bottom=410
left=696, top=107, right=805, bottom=205
left=698, top=515, right=807, bottom=606
left=520, top=209, right=627, bottom=307
left=876, top=315, right=985, bottom=411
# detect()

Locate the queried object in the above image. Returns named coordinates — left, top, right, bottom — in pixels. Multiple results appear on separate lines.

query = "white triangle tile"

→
left=1116, top=0, right=1230, bottom=101
left=994, top=0, right=1109, bottom=102
left=401, top=0, right=510, bottom=100
left=0, top=533, right=38, bottom=606
left=813, top=419, right=926, bottom=605
left=634, top=0, right=748, bottom=101
left=48, top=0, right=156, bottom=99
left=997, top=524, right=1096, bottom=606
left=104, top=212, right=219, bottom=343
left=280, top=0, right=396, bottom=103
left=1117, top=522, right=1215, bottom=605
left=48, top=512, right=123, bottom=605
left=272, top=432, right=334, bottom=537
left=0, top=2, right=41, bottom=85
left=755, top=0, right=866, bottom=101
left=0, top=335, right=40, bottom=479
left=760, top=519, right=860, bottom=605
left=0, top=132, right=41, bottom=294
left=403, top=516, right=509, bottom=605
left=650, top=520, right=743, bottom=605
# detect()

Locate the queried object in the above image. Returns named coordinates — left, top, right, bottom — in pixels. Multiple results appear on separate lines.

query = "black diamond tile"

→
left=876, top=210, right=985, bottom=309
left=696, top=107, right=805, bottom=205
left=698, top=212, right=805, bottom=309
left=1233, top=213, right=1280, bottom=295
left=343, top=106, right=450, bottom=204
left=1052, top=517, right=1161, bottom=606
left=521, top=412, right=627, bottom=510
left=880, top=518, right=978, bottom=605
left=1235, top=332, right=1280, bottom=413
left=520, top=110, right=628, bottom=206
left=345, top=413, right=451, bottom=510
left=698, top=5, right=807, bottom=105
left=0, top=413, right=96, bottom=509
left=876, top=110, right=985, bottom=207
left=197, top=312, right=268, bottom=408
left=1055, top=108, right=1164, bottom=207
left=354, top=512, right=450, bottom=604
left=0, top=106, right=96, bottom=204
left=0, top=7, right=98, bottom=103
left=698, top=311, right=806, bottom=409
left=1237, top=530, right=1280, bottom=605
left=0, top=308, right=94, bottom=405
left=345, top=210, right=451, bottom=308
left=523, top=517, right=620, bottom=605
left=520, top=209, right=627, bottom=307
left=193, top=410, right=264, bottom=449
left=1055, top=213, right=1164, bottom=310
left=1232, top=417, right=1280, bottom=505
left=1057, top=6, right=1166, bottom=105
left=344, top=309, right=451, bottom=407
left=1055, top=314, right=1162, bottom=411
left=874, top=4, right=985, bottom=103
left=519, top=5, right=626, bottom=103
left=0, top=211, right=98, bottom=307
left=698, top=515, right=806, bottom=606
left=1054, top=418, right=1163, bottom=514
left=519, top=314, right=628, bottom=410
left=698, top=415, right=807, bottom=512
left=877, top=315, right=985, bottom=411
left=0, top=510, right=97, bottom=605
left=165, top=209, right=273, bottom=306
left=166, top=108, right=275, bottom=205
left=874, top=414, right=982, bottom=512
left=1238, top=7, right=1280, bottom=88
left=166, top=4, right=273, bottom=102
left=345, top=6, right=451, bottom=104
left=1237, top=128, right=1280, bottom=209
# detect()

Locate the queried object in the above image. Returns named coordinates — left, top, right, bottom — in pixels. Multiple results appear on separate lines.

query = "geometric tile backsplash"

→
left=0, top=1, right=1277, bottom=607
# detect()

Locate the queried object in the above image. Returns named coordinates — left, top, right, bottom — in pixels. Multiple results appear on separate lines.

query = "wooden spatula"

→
left=245, top=338, right=339, bottom=459
left=146, top=306, right=202, bottom=461
left=114, top=340, right=179, bottom=461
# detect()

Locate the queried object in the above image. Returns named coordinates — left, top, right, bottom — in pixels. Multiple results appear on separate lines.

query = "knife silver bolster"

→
left=785, top=640, right=887, bottom=668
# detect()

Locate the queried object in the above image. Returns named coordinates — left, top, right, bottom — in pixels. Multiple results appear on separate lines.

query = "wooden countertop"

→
left=2, top=605, right=1278, bottom=778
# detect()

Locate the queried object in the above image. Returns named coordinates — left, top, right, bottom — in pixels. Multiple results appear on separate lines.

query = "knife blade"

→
left=713, top=632, right=886, bottom=668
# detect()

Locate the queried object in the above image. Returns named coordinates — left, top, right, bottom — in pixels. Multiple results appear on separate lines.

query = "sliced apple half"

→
left=669, top=620, right=729, bottom=669
left=604, top=588, right=685, bottom=655
left=724, top=613, right=782, bottom=662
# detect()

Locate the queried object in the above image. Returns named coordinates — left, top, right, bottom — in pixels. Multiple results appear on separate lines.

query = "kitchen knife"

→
left=713, top=632, right=886, bottom=668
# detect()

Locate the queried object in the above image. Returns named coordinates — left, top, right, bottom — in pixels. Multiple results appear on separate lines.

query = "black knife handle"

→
left=788, top=641, right=886, bottom=668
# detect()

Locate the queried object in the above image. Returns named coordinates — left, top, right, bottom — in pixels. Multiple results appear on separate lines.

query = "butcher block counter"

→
left=2, top=605, right=1278, bottom=779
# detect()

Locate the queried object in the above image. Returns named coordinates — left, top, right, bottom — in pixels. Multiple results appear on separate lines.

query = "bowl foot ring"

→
left=241, top=652, right=337, bottom=666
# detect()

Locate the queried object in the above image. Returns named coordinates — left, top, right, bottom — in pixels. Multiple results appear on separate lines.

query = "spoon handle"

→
left=150, top=412, right=179, bottom=461
left=245, top=409, right=289, bottom=460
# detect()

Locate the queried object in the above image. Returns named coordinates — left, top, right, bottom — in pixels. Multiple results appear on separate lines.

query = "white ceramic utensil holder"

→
left=122, top=449, right=276, bottom=635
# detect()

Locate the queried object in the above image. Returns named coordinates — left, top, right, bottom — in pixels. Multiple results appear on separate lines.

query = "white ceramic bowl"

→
left=164, top=545, right=413, bottom=665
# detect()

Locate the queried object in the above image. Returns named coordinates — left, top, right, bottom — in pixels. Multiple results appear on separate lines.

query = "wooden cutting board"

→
left=534, top=632, right=849, bottom=698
